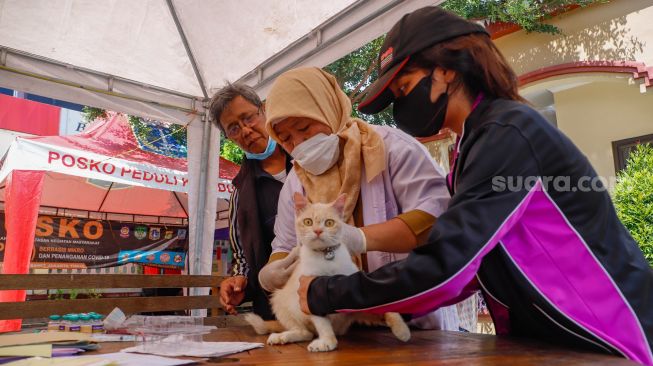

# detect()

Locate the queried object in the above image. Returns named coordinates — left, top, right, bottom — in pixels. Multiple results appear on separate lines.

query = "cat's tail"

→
left=243, top=313, right=285, bottom=335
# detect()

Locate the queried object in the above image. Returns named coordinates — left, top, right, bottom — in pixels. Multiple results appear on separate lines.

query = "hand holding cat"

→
left=258, top=246, right=300, bottom=292
left=340, top=222, right=367, bottom=255
left=298, top=275, right=316, bottom=314
left=219, top=275, right=248, bottom=315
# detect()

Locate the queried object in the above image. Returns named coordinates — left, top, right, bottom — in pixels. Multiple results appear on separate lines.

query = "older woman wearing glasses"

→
left=208, top=83, right=298, bottom=322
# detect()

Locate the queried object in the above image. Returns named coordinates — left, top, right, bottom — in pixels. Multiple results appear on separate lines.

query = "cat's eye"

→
left=324, top=219, right=335, bottom=227
left=303, top=218, right=313, bottom=226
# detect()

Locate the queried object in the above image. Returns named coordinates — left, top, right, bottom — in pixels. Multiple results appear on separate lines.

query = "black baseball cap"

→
left=358, top=7, right=489, bottom=115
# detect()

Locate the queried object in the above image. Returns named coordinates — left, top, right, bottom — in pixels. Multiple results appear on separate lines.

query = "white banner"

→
left=0, top=137, right=235, bottom=199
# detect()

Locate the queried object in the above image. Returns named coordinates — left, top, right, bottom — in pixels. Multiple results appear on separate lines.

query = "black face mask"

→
left=393, top=75, right=449, bottom=138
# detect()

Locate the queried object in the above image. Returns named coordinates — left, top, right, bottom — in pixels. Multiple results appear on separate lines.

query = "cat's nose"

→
left=314, top=229, right=323, bottom=237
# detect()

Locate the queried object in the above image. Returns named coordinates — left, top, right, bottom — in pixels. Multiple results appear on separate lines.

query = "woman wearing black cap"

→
left=299, top=6, right=653, bottom=364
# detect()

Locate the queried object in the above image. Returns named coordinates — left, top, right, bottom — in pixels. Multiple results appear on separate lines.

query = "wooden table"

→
left=95, top=326, right=637, bottom=365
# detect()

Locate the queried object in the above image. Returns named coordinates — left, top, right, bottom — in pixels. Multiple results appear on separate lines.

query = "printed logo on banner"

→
left=177, top=229, right=187, bottom=240
left=134, top=226, right=147, bottom=240
left=116, top=250, right=185, bottom=268
left=131, top=118, right=187, bottom=159
left=119, top=252, right=131, bottom=263
left=149, top=227, right=161, bottom=240
left=164, top=230, right=174, bottom=240
left=120, top=226, right=130, bottom=238
left=159, top=252, right=171, bottom=263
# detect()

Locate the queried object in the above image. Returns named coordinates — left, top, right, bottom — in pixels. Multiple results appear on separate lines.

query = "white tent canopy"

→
left=0, top=0, right=441, bottom=284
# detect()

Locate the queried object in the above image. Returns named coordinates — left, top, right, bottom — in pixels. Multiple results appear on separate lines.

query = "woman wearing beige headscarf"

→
left=258, top=67, right=461, bottom=330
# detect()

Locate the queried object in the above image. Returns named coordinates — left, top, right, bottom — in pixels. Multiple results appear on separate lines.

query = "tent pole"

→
left=166, top=0, right=208, bottom=99
left=96, top=182, right=114, bottom=212
left=191, top=111, right=211, bottom=280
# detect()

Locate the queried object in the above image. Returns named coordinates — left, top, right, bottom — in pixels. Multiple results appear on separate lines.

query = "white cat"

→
left=245, top=192, right=410, bottom=352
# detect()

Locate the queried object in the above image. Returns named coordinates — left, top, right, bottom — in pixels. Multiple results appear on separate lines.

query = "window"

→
left=612, top=134, right=653, bottom=172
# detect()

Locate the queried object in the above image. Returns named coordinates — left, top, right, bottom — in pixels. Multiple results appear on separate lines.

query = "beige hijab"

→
left=265, top=67, right=386, bottom=222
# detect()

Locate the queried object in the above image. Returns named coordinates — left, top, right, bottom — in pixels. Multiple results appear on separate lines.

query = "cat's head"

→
left=293, top=192, right=346, bottom=250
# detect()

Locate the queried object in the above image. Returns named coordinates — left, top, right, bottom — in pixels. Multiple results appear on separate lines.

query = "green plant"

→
left=81, top=106, right=108, bottom=122
left=69, top=288, right=79, bottom=300
left=613, top=144, right=653, bottom=266
left=48, top=289, right=66, bottom=300
left=84, top=288, right=103, bottom=299
left=48, top=288, right=102, bottom=300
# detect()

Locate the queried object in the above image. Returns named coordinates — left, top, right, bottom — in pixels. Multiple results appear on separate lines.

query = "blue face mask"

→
left=245, top=137, right=277, bottom=160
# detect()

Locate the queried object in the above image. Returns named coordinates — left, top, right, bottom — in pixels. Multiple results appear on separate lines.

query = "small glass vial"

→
left=68, top=314, right=81, bottom=332
left=61, top=314, right=71, bottom=331
left=91, top=314, right=105, bottom=333
left=47, top=315, right=61, bottom=331
left=80, top=314, right=93, bottom=333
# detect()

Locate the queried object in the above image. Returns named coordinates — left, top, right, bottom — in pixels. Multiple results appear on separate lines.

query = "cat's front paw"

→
left=307, top=337, right=337, bottom=352
left=392, top=323, right=411, bottom=342
left=385, top=313, right=411, bottom=342
left=267, top=332, right=289, bottom=345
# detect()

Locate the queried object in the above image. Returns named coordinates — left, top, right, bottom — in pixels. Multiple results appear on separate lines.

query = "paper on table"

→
left=0, top=333, right=91, bottom=347
left=50, top=347, right=85, bottom=357
left=0, top=344, right=51, bottom=358
left=89, top=334, right=136, bottom=342
left=122, top=340, right=263, bottom=358
left=75, top=352, right=196, bottom=366
left=1, top=356, right=108, bottom=366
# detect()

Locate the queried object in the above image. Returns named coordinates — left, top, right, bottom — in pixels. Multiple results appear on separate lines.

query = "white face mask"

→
left=291, top=133, right=340, bottom=175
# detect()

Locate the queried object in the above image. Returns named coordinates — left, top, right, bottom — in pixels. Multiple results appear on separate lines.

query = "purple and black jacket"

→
left=306, top=98, right=653, bottom=365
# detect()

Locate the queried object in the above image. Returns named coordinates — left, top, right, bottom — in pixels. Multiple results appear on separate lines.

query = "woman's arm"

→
left=304, top=124, right=541, bottom=316
left=360, top=128, right=448, bottom=253
left=362, top=217, right=419, bottom=252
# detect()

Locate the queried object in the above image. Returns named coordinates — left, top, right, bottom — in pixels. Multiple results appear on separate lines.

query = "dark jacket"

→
left=307, top=98, right=653, bottom=365
left=229, top=152, right=291, bottom=320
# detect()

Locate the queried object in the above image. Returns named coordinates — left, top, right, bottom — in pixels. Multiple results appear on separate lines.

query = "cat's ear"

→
left=293, top=192, right=308, bottom=213
left=332, top=193, right=347, bottom=217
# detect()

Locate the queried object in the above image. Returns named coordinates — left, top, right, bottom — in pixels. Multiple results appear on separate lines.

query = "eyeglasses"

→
left=225, top=108, right=262, bottom=138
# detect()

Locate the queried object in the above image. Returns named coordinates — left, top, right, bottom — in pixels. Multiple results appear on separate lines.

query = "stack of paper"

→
left=0, top=332, right=94, bottom=362
left=1, top=353, right=196, bottom=366
left=122, top=338, right=263, bottom=358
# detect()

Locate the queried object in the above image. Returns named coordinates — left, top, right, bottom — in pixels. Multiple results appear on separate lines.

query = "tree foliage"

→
left=220, top=134, right=244, bottom=165
left=442, top=0, right=605, bottom=34
left=613, top=144, right=653, bottom=266
left=81, top=106, right=108, bottom=123
left=324, top=36, right=395, bottom=126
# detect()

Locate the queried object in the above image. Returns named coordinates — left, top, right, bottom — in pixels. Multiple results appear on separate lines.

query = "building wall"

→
left=554, top=81, right=653, bottom=180
left=493, top=1, right=653, bottom=185
left=495, top=1, right=653, bottom=75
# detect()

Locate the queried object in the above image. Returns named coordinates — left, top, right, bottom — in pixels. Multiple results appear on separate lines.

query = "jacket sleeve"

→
left=307, top=123, right=543, bottom=316
left=228, top=189, right=249, bottom=277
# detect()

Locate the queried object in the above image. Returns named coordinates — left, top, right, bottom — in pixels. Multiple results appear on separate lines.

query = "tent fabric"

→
left=0, top=113, right=238, bottom=197
left=0, top=172, right=191, bottom=218
left=0, top=0, right=357, bottom=97
left=0, top=170, right=45, bottom=332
